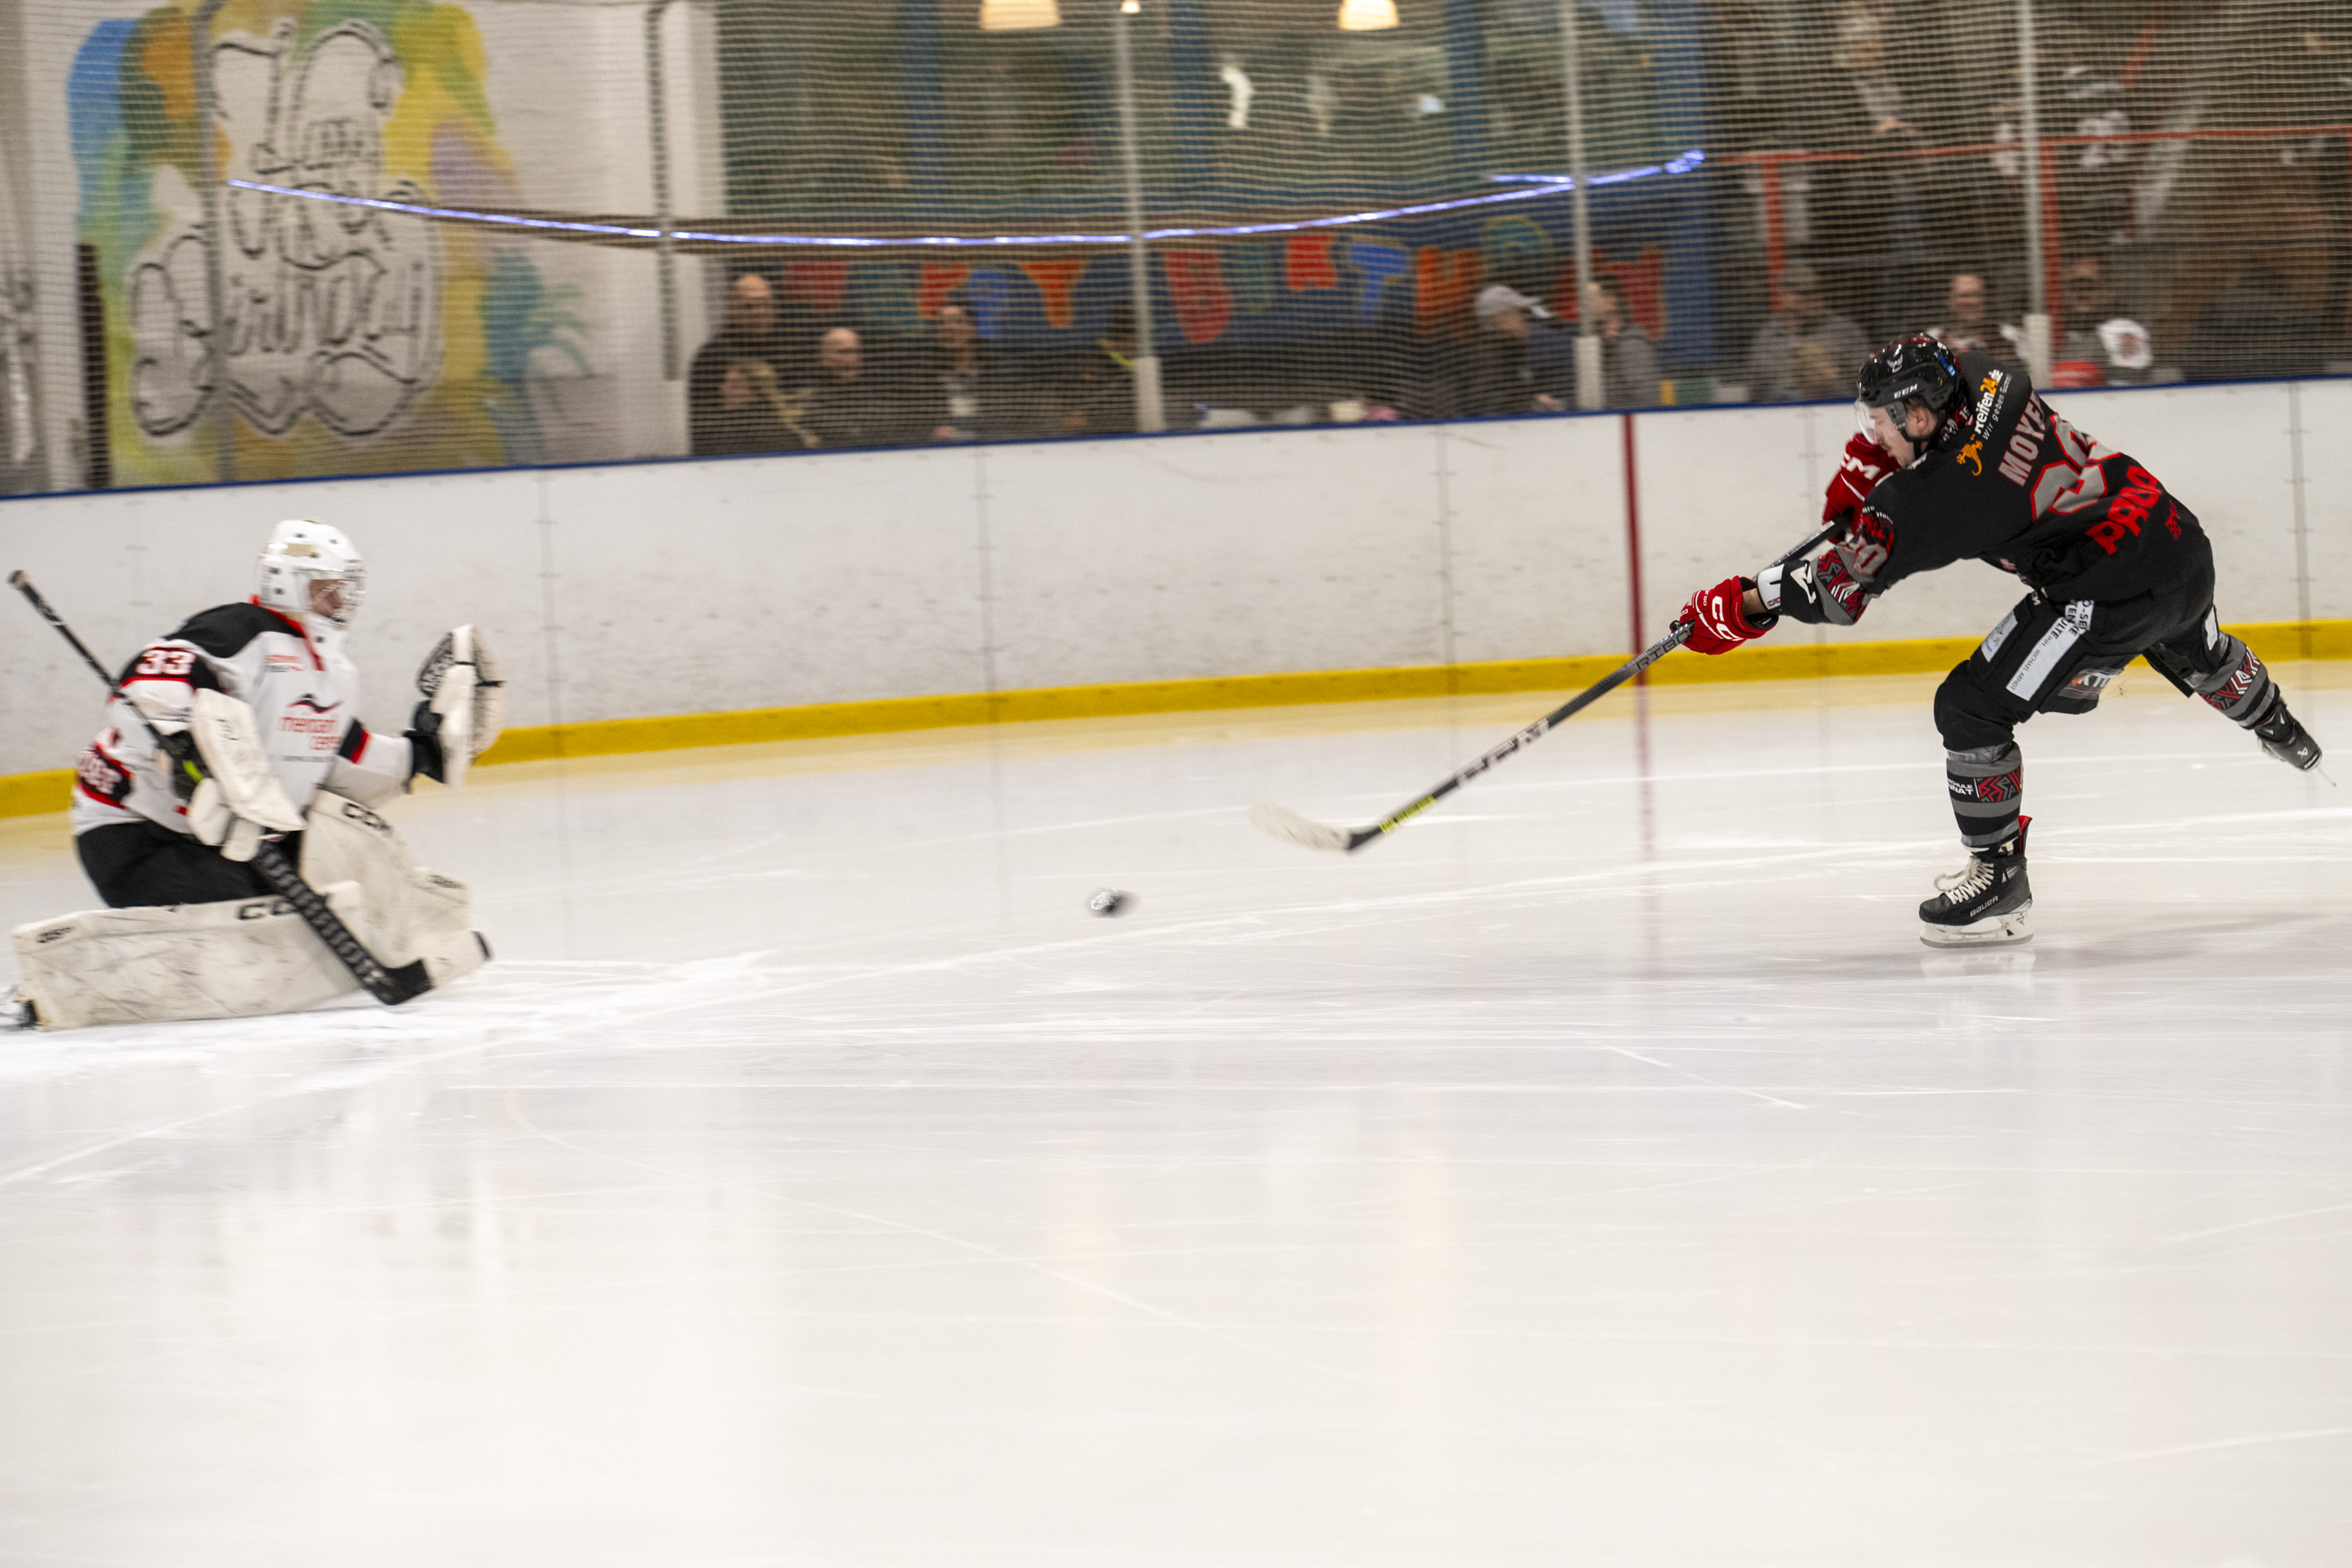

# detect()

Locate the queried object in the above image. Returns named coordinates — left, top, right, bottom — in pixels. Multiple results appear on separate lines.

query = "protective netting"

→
left=0, top=0, right=2347, bottom=492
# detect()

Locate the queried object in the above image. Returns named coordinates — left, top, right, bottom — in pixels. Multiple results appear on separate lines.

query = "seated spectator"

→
left=1580, top=278, right=1662, bottom=408
left=1472, top=284, right=1576, bottom=414
left=2182, top=260, right=2328, bottom=383
left=2053, top=254, right=2156, bottom=387
left=1746, top=261, right=1869, bottom=402
left=795, top=326, right=913, bottom=449
left=688, top=273, right=812, bottom=457
left=1054, top=303, right=1144, bottom=434
left=1926, top=270, right=2023, bottom=367
left=925, top=295, right=1029, bottom=441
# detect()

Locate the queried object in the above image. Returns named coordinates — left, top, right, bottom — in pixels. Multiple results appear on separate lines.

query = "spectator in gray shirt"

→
left=1746, top=261, right=1870, bottom=402
left=1579, top=277, right=1662, bottom=408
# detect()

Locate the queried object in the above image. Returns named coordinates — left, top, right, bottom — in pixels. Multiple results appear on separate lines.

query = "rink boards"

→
left=3, top=377, right=2347, bottom=806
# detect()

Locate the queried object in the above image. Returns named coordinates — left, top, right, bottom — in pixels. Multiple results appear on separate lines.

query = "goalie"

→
left=11, top=520, right=505, bottom=1029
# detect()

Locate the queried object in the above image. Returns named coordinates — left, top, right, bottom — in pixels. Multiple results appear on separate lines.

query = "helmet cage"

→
left=256, top=520, right=366, bottom=630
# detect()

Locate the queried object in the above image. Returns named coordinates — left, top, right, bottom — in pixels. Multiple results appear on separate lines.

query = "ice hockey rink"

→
left=2, top=665, right=2349, bottom=1566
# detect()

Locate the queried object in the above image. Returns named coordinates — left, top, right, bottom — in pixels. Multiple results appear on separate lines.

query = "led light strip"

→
left=225, top=150, right=1705, bottom=249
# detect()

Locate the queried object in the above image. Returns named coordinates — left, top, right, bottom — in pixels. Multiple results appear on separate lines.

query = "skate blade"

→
left=1919, top=902, right=2033, bottom=949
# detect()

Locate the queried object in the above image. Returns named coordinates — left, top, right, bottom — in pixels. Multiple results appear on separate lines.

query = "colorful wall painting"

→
left=69, top=1, right=585, bottom=486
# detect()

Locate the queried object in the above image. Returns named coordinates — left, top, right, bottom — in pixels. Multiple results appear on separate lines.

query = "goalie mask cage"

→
left=0, top=0, right=2343, bottom=493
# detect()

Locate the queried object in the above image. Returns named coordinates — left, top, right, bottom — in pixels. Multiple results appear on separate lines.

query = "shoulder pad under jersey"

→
left=168, top=602, right=299, bottom=659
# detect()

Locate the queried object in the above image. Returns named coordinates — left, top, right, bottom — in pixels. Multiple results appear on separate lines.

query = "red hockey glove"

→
left=1823, top=431, right=1900, bottom=528
left=1677, top=576, right=1771, bottom=655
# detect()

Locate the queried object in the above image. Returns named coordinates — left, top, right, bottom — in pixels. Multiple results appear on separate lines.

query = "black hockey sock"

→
left=1945, top=743, right=2024, bottom=849
left=2194, top=637, right=2277, bottom=728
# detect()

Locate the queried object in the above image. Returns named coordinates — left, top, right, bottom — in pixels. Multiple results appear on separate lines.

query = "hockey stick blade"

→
left=1249, top=800, right=1370, bottom=853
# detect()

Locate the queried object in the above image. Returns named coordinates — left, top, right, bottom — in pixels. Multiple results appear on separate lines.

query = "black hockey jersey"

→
left=1765, top=352, right=2212, bottom=626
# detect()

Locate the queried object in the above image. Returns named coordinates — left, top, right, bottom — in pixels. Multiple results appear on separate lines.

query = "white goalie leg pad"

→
left=299, top=792, right=487, bottom=985
left=13, top=884, right=371, bottom=1030
left=417, top=626, right=506, bottom=789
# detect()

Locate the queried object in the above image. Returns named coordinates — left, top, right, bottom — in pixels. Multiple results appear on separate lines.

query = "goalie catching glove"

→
left=410, top=626, right=506, bottom=789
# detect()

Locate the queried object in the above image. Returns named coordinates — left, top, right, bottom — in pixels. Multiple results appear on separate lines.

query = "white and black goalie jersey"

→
left=73, top=601, right=417, bottom=838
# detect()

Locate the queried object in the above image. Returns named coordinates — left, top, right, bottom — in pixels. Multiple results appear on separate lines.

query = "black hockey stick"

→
left=1249, top=519, right=1847, bottom=853
left=9, top=569, right=432, bottom=1007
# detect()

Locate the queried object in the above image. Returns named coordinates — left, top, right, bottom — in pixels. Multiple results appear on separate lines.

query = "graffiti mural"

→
left=129, top=20, right=438, bottom=441
left=72, top=2, right=582, bottom=486
left=0, top=264, right=42, bottom=494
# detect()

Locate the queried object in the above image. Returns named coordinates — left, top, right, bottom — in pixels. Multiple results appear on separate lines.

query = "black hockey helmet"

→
left=1857, top=334, right=1965, bottom=450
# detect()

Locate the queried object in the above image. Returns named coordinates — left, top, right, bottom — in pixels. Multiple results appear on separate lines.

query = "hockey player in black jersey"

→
left=1672, top=334, right=2322, bottom=946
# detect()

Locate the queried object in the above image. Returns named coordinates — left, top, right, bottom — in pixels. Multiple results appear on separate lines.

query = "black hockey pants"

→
left=78, top=819, right=302, bottom=909
left=1932, top=557, right=2280, bottom=848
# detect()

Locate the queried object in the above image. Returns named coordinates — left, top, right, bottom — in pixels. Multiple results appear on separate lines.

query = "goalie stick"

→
left=1249, top=519, right=1849, bottom=853
left=9, top=569, right=433, bottom=1007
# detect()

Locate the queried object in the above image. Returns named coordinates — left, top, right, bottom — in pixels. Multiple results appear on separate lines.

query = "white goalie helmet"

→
left=256, top=518, right=365, bottom=629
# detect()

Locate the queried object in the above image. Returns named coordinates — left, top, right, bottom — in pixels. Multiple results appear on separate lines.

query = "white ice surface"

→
left=2, top=669, right=2350, bottom=1567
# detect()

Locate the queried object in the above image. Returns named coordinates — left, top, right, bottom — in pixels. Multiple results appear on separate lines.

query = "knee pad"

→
left=13, top=885, right=371, bottom=1029
left=1934, top=662, right=2020, bottom=753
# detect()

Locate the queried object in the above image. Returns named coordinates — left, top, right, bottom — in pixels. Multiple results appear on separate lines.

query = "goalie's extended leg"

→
left=13, top=884, right=376, bottom=1029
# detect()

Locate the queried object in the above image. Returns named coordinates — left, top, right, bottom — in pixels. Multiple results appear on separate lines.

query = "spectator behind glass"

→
left=1472, top=284, right=1576, bottom=415
left=794, top=325, right=916, bottom=449
left=1926, top=271, right=2023, bottom=368
left=926, top=295, right=1028, bottom=442
left=688, top=273, right=812, bottom=456
left=2053, top=254, right=2157, bottom=387
left=1581, top=277, right=1662, bottom=408
left=1746, top=261, right=1869, bottom=403
left=1804, top=2, right=1924, bottom=335
left=1054, top=303, right=1142, bottom=434
left=2183, top=256, right=2328, bottom=383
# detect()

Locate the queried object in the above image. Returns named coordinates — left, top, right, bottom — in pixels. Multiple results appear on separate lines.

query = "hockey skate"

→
left=1920, top=818, right=2032, bottom=948
left=3, top=985, right=31, bottom=1030
left=2253, top=699, right=2322, bottom=771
